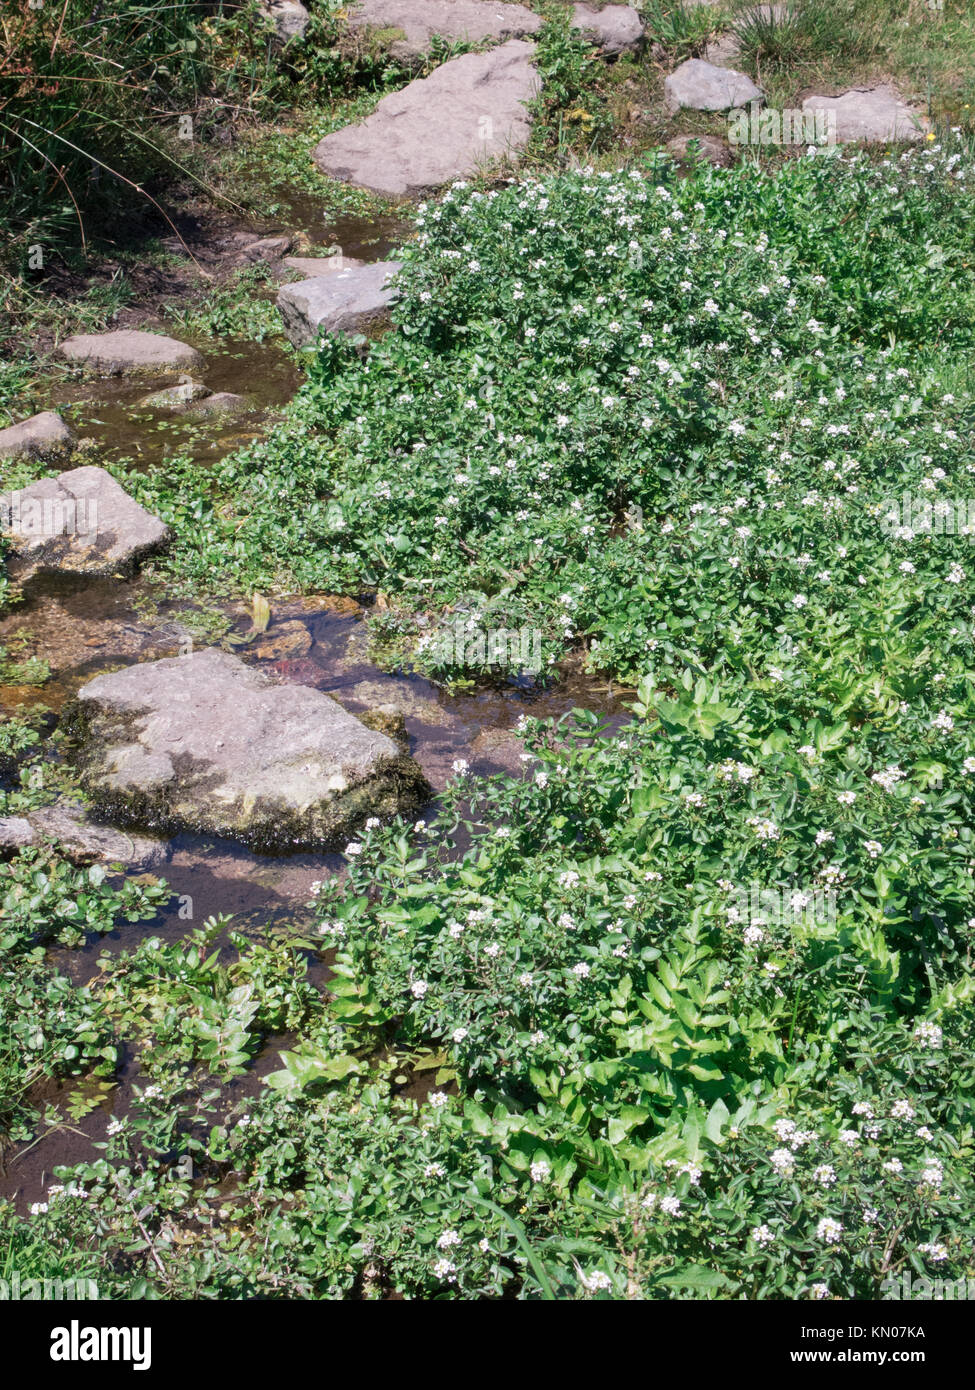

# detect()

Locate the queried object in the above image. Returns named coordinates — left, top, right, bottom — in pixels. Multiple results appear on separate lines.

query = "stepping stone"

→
left=801, top=85, right=926, bottom=143
left=313, top=39, right=540, bottom=195
left=58, top=330, right=202, bottom=374
left=664, top=58, right=762, bottom=112
left=138, top=381, right=210, bottom=409
left=0, top=799, right=171, bottom=870
left=1, top=465, right=171, bottom=582
left=346, top=0, right=542, bottom=60
left=0, top=411, right=74, bottom=462
left=181, top=392, right=251, bottom=418
left=67, top=648, right=430, bottom=852
left=282, top=254, right=366, bottom=278
left=665, top=133, right=733, bottom=167
left=572, top=4, right=644, bottom=57
left=277, top=261, right=403, bottom=347
left=258, top=0, right=310, bottom=40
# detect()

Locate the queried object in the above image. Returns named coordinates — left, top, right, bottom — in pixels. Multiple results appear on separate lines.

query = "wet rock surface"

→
left=67, top=648, right=431, bottom=851
left=3, top=466, right=171, bottom=583
left=312, top=40, right=540, bottom=195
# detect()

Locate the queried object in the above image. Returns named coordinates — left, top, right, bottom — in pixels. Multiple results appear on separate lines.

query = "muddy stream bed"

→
left=1, top=208, right=630, bottom=1210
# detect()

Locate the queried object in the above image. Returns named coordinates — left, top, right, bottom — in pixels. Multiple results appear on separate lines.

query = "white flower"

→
left=891, top=1100, right=915, bottom=1121
left=751, top=1224, right=775, bottom=1247
left=660, top=1196, right=681, bottom=1216
left=770, top=1148, right=795, bottom=1176
left=816, top=1218, right=843, bottom=1245
left=451, top=1027, right=468, bottom=1043
left=581, top=1270, right=613, bottom=1292
left=864, top=840, right=883, bottom=859
left=428, top=1091, right=449, bottom=1109
left=411, top=980, right=429, bottom=999
left=572, top=962, right=591, bottom=978
left=913, top=1021, right=943, bottom=1049
left=432, top=1258, right=457, bottom=1281
left=530, top=1159, right=551, bottom=1183
left=810, top=1283, right=830, bottom=1300
left=813, top=1165, right=836, bottom=1187
left=836, top=790, right=856, bottom=806
left=451, top=758, right=470, bottom=775
left=424, top=1163, right=446, bottom=1178
left=345, top=841, right=363, bottom=857
left=437, top=1229, right=461, bottom=1249
left=365, top=817, right=381, bottom=830
left=918, top=1242, right=948, bottom=1263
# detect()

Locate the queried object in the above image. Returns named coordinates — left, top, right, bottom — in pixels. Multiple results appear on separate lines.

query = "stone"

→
left=0, top=800, right=171, bottom=870
left=282, top=254, right=366, bottom=278
left=58, top=330, right=203, bottom=374
left=277, top=261, right=403, bottom=347
left=801, top=85, right=926, bottom=144
left=258, top=0, right=310, bottom=41
left=243, top=234, right=295, bottom=261
left=665, top=133, right=734, bottom=167
left=67, top=648, right=430, bottom=851
left=346, top=0, right=542, bottom=60
left=313, top=40, right=540, bottom=195
left=2, top=465, right=171, bottom=582
left=248, top=621, right=314, bottom=660
left=359, top=704, right=409, bottom=751
left=705, top=32, right=741, bottom=67
left=664, top=58, right=762, bottom=112
left=571, top=4, right=643, bottom=57
left=181, top=392, right=251, bottom=418
left=138, top=381, right=211, bottom=409
left=0, top=411, right=74, bottom=462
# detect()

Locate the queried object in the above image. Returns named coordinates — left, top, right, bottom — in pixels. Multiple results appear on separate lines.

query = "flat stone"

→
left=258, top=0, right=310, bottom=40
left=313, top=40, right=540, bottom=195
left=705, top=32, right=741, bottom=67
left=571, top=4, right=643, bottom=56
left=346, top=0, right=542, bottom=60
left=282, top=254, right=366, bottom=278
left=801, top=85, right=926, bottom=143
left=67, top=648, right=430, bottom=851
left=58, top=330, right=203, bottom=375
left=277, top=261, right=403, bottom=347
left=665, top=133, right=734, bottom=167
left=664, top=58, right=762, bottom=112
left=0, top=411, right=74, bottom=462
left=0, top=800, right=171, bottom=869
left=2, top=465, right=171, bottom=582
left=138, top=381, right=211, bottom=409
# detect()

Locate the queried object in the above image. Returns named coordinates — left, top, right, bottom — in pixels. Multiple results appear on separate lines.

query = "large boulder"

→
left=277, top=261, right=403, bottom=347
left=664, top=58, right=762, bottom=112
left=313, top=40, right=540, bottom=195
left=801, top=85, right=926, bottom=143
left=346, top=0, right=542, bottom=60
left=1, top=465, right=171, bottom=582
left=66, top=649, right=430, bottom=851
left=58, top=330, right=203, bottom=374
left=571, top=4, right=643, bottom=57
left=0, top=411, right=74, bottom=462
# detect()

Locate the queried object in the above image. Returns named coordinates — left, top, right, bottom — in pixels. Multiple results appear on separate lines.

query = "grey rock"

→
left=242, top=234, right=295, bottom=261
left=258, top=0, right=310, bottom=41
left=346, top=0, right=542, bottom=60
left=664, top=58, right=762, bottom=112
left=58, top=330, right=203, bottom=374
left=801, top=85, right=926, bottom=143
left=665, top=133, right=733, bottom=167
left=182, top=392, right=251, bottom=418
left=705, top=32, right=741, bottom=67
left=0, top=411, right=74, bottom=462
left=313, top=39, right=540, bottom=195
left=138, top=381, right=211, bottom=409
left=282, top=254, right=366, bottom=278
left=571, top=4, right=643, bottom=57
left=277, top=261, right=403, bottom=347
left=2, top=465, right=171, bottom=582
left=68, top=648, right=430, bottom=851
left=0, top=800, right=171, bottom=869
